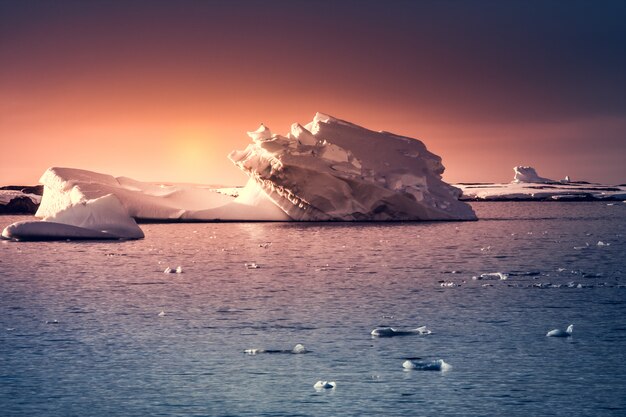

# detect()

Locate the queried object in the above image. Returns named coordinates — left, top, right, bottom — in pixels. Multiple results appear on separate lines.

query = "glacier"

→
left=2, top=113, right=476, bottom=240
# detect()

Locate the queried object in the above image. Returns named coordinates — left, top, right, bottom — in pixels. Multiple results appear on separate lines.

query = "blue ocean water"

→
left=1, top=202, right=625, bottom=416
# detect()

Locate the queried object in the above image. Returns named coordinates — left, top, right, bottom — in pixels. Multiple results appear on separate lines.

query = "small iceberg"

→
left=314, top=380, right=336, bottom=390
left=164, top=266, right=183, bottom=274
left=472, top=272, right=508, bottom=281
left=546, top=324, right=573, bottom=337
left=371, top=326, right=431, bottom=337
left=402, top=359, right=450, bottom=371
left=158, top=311, right=166, bottom=317
left=244, top=343, right=308, bottom=355
left=245, top=263, right=260, bottom=269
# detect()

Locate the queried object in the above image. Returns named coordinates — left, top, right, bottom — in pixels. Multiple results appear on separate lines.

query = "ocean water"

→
left=1, top=202, right=625, bottom=417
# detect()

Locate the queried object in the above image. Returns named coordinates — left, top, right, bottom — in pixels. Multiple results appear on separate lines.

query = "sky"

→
left=1, top=0, right=625, bottom=186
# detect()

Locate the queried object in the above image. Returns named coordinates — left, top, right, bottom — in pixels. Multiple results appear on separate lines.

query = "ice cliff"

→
left=228, top=113, right=476, bottom=221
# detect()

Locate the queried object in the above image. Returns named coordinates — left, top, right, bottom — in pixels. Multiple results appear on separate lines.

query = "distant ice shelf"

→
left=456, top=166, right=626, bottom=201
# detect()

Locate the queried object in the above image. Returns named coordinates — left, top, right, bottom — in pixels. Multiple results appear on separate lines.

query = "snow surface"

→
left=36, top=167, right=288, bottom=221
left=2, top=194, right=144, bottom=240
left=229, top=112, right=476, bottom=221
left=457, top=167, right=626, bottom=201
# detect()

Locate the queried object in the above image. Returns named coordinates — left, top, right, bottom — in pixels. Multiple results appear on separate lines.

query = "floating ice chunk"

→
left=371, top=326, right=431, bottom=337
left=158, top=311, right=166, bottom=317
left=164, top=266, right=183, bottom=274
left=291, top=343, right=307, bottom=354
left=440, top=281, right=457, bottom=288
left=245, top=263, right=260, bottom=269
left=402, top=359, right=450, bottom=371
left=314, top=381, right=336, bottom=390
left=244, top=344, right=308, bottom=355
left=573, top=243, right=590, bottom=250
left=596, top=241, right=610, bottom=246
left=2, top=194, right=144, bottom=241
left=46, top=320, right=59, bottom=325
left=546, top=324, right=573, bottom=337
left=259, top=243, right=272, bottom=248
left=472, top=272, right=508, bottom=281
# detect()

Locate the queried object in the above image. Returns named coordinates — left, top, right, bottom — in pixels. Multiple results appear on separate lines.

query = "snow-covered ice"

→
left=457, top=166, right=626, bottom=201
left=2, top=194, right=144, bottom=240
left=229, top=113, right=476, bottom=221
left=313, top=380, right=336, bottom=390
left=402, top=359, right=450, bottom=371
left=546, top=324, right=573, bottom=337
left=371, top=326, right=431, bottom=337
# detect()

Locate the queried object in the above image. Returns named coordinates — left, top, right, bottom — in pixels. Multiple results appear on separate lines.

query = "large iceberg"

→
left=228, top=113, right=476, bottom=221
left=2, top=113, right=476, bottom=239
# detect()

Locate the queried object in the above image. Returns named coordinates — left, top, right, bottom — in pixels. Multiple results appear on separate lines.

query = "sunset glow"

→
left=1, top=0, right=625, bottom=185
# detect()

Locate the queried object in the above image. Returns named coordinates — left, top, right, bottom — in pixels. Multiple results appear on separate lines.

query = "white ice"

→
left=371, top=326, right=431, bottom=337
left=546, top=324, right=573, bottom=337
left=2, top=194, right=144, bottom=240
left=314, top=380, right=336, bottom=390
left=402, top=359, right=450, bottom=371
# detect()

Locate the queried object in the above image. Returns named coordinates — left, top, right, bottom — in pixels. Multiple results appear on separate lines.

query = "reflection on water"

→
left=1, top=202, right=625, bottom=416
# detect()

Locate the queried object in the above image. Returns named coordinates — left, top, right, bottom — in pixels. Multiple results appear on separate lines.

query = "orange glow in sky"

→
left=1, top=1, right=625, bottom=185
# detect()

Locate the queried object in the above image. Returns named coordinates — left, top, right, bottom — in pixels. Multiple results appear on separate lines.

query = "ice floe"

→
left=314, top=380, right=336, bottom=390
left=371, top=326, right=431, bottom=337
left=402, top=359, right=450, bottom=371
left=546, top=324, right=573, bottom=337
left=164, top=266, right=183, bottom=274
left=472, top=272, right=509, bottom=281
left=244, top=343, right=308, bottom=355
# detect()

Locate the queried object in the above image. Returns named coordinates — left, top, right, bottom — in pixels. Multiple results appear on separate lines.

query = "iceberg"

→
left=2, top=113, right=475, bottom=240
left=2, top=194, right=144, bottom=240
left=457, top=166, right=626, bottom=201
left=512, top=166, right=555, bottom=184
left=229, top=112, right=476, bottom=221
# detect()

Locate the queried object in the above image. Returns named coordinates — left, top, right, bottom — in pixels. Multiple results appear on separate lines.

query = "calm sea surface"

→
left=1, top=202, right=625, bottom=416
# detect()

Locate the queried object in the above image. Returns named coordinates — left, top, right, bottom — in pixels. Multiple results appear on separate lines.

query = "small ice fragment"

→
left=402, top=359, right=450, bottom=371
left=546, top=324, right=573, bottom=337
left=164, top=266, right=183, bottom=273
left=46, top=320, right=59, bottom=325
left=440, top=281, right=457, bottom=287
left=475, top=272, right=508, bottom=280
left=371, top=326, right=431, bottom=337
left=314, top=380, right=336, bottom=390
left=245, top=263, right=260, bottom=269
left=6, top=328, right=15, bottom=331
left=158, top=311, right=166, bottom=317
left=259, top=243, right=272, bottom=248
left=596, top=241, right=610, bottom=246
left=244, top=348, right=262, bottom=355
left=557, top=268, right=566, bottom=272
left=292, top=343, right=307, bottom=354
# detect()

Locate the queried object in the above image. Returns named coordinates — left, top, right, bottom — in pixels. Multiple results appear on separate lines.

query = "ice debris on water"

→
left=314, top=380, right=336, bottom=390
left=158, top=311, right=166, bottom=317
left=472, top=272, right=508, bottom=281
left=546, top=324, right=573, bottom=337
left=164, top=266, right=183, bottom=274
left=245, top=262, right=260, bottom=269
left=440, top=281, right=458, bottom=288
left=371, top=326, right=431, bottom=337
left=402, top=359, right=450, bottom=371
left=244, top=343, right=308, bottom=355
left=596, top=241, right=610, bottom=246
left=45, top=319, right=59, bottom=325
